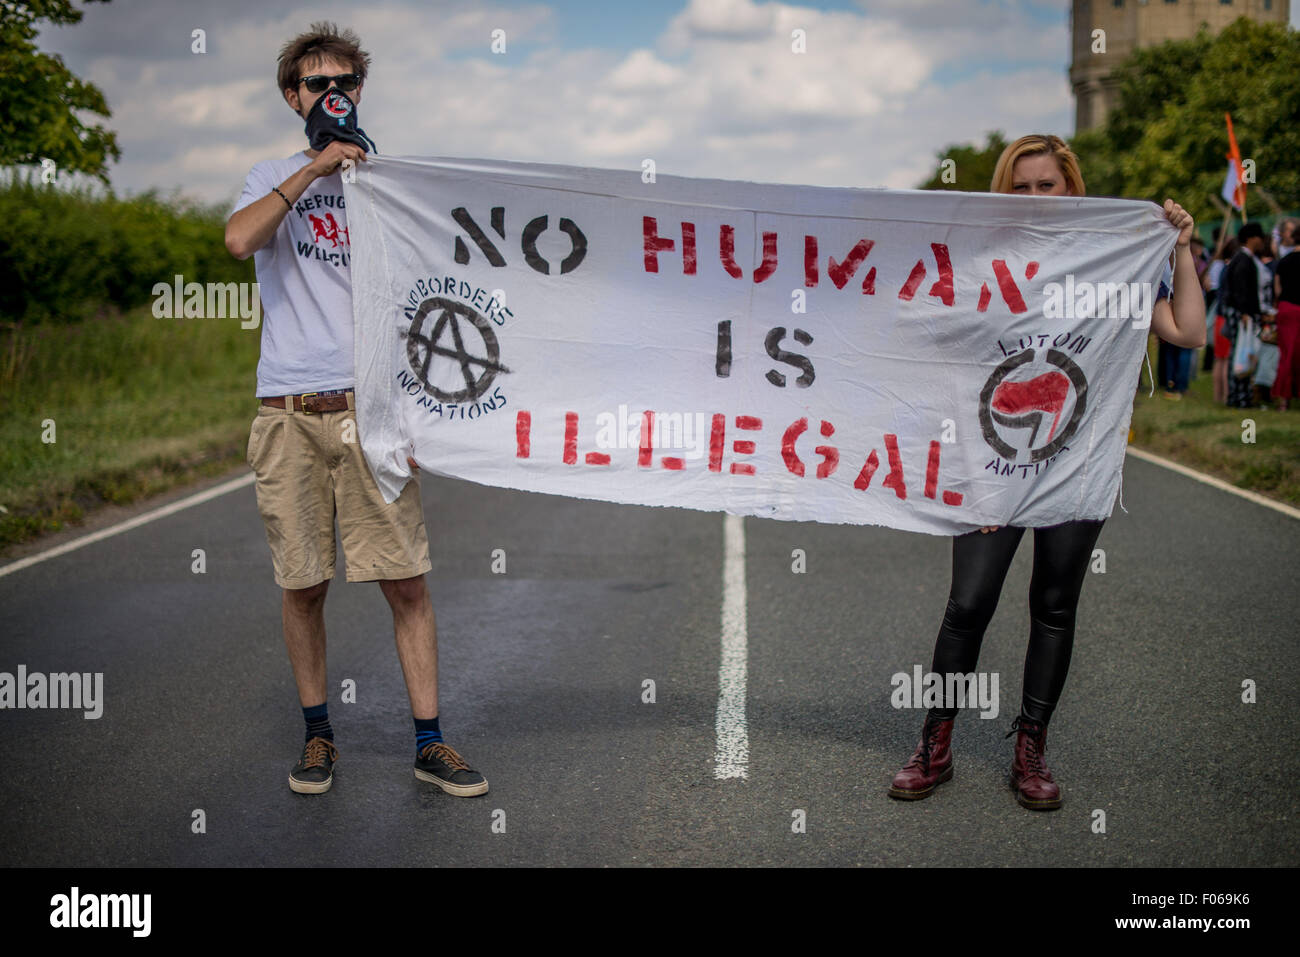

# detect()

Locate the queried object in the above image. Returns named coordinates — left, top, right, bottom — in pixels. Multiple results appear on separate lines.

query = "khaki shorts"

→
left=246, top=394, right=432, bottom=589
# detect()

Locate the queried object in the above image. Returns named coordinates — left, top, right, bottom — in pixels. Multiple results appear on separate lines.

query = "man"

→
left=226, top=22, right=487, bottom=798
left=1219, top=222, right=1270, bottom=409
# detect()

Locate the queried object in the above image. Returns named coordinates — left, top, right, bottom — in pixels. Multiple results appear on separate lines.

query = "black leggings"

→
left=928, top=519, right=1105, bottom=725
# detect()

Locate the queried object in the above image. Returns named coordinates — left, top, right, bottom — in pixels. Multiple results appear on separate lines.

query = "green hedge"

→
left=0, top=180, right=252, bottom=324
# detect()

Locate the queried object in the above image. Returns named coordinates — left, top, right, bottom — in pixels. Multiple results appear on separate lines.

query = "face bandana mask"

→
left=304, top=88, right=377, bottom=154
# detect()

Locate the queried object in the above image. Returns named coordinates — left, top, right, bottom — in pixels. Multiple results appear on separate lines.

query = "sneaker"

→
left=289, top=736, right=338, bottom=794
left=414, top=742, right=488, bottom=797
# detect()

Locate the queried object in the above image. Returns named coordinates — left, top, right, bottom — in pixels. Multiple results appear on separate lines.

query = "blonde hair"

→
left=989, top=134, right=1086, bottom=196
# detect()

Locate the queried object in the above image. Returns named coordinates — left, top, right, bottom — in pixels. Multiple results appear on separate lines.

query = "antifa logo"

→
left=322, top=91, right=352, bottom=118
left=978, top=349, right=1088, bottom=462
left=403, top=297, right=511, bottom=403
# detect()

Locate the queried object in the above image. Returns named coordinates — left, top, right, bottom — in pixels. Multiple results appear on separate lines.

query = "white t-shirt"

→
left=1207, top=259, right=1226, bottom=292
left=232, top=152, right=355, bottom=397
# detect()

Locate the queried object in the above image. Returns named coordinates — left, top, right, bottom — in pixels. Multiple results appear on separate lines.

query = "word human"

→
left=889, top=665, right=1000, bottom=719
left=152, top=275, right=261, bottom=329
left=49, top=887, right=150, bottom=937
left=642, top=216, right=1042, bottom=314
left=0, top=665, right=103, bottom=719
left=515, top=409, right=965, bottom=507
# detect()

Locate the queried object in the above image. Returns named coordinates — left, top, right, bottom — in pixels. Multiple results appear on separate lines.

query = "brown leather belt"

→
left=260, top=389, right=354, bottom=414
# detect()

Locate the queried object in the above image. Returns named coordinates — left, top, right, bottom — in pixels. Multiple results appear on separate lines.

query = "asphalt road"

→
left=0, top=453, right=1296, bottom=867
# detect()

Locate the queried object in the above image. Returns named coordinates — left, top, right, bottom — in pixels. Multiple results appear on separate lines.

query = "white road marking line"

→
left=714, top=512, right=749, bottom=780
left=1125, top=447, right=1300, bottom=521
left=0, top=473, right=255, bottom=580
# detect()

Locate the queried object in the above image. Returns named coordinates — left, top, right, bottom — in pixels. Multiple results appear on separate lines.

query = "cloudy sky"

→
left=35, top=0, right=1300, bottom=207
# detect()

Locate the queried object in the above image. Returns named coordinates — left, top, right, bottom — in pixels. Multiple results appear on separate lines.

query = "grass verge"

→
left=1129, top=339, right=1300, bottom=506
left=0, top=307, right=260, bottom=552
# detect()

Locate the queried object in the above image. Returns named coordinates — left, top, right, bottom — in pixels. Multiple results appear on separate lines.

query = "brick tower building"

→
left=1070, top=0, right=1291, bottom=131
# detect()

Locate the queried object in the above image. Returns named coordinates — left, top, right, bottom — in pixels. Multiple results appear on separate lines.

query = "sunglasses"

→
left=297, top=73, right=361, bottom=94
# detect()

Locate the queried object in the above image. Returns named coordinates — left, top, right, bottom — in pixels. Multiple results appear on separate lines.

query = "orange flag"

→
left=1222, top=113, right=1246, bottom=211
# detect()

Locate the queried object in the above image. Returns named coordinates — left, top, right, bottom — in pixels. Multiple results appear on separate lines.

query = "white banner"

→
left=346, top=155, right=1176, bottom=536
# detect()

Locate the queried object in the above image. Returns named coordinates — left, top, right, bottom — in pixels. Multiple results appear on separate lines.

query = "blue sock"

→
left=304, top=702, right=333, bottom=743
left=415, top=715, right=442, bottom=755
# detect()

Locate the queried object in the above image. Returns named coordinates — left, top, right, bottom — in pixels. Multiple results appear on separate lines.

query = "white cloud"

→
left=40, top=0, right=1072, bottom=203
left=661, top=0, right=779, bottom=51
left=607, top=49, right=684, bottom=92
left=167, top=81, right=268, bottom=129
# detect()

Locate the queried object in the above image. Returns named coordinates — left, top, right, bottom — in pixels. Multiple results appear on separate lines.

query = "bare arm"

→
left=1149, top=200, right=1205, bottom=348
left=225, top=141, right=366, bottom=260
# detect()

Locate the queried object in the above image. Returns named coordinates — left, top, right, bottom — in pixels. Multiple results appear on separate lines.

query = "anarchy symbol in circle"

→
left=404, top=297, right=511, bottom=403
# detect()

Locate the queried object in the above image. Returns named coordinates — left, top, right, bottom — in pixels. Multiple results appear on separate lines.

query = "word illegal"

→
left=516, top=410, right=966, bottom=506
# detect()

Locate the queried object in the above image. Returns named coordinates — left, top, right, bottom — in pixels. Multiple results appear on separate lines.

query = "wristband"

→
left=271, top=186, right=292, bottom=210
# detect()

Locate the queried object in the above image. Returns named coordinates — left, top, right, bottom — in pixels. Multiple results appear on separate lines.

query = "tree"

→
left=0, top=0, right=120, bottom=182
left=1070, top=18, right=1299, bottom=221
left=919, top=20, right=1299, bottom=224
left=916, top=131, right=1009, bottom=193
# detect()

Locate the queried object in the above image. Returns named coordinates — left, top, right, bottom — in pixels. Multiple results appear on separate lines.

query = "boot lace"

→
left=905, top=718, right=944, bottom=774
left=302, top=737, right=337, bottom=769
left=421, top=742, right=470, bottom=771
left=1006, top=717, right=1048, bottom=777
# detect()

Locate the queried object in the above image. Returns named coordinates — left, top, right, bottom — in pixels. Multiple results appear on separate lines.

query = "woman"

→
left=887, top=134, right=1206, bottom=810
left=1204, top=238, right=1240, bottom=403
left=1221, top=223, right=1270, bottom=408
left=1273, top=243, right=1300, bottom=410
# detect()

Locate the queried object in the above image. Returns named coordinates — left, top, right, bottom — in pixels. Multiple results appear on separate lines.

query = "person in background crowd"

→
left=1205, top=237, right=1240, bottom=403
left=1220, top=223, right=1268, bottom=408
left=1201, top=230, right=1223, bottom=373
left=1274, top=236, right=1300, bottom=411
left=1187, top=236, right=1209, bottom=383
left=1158, top=238, right=1199, bottom=398
left=1158, top=335, right=1193, bottom=399
left=1192, top=235, right=1209, bottom=273
left=1252, top=234, right=1280, bottom=407
left=1272, top=217, right=1296, bottom=260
